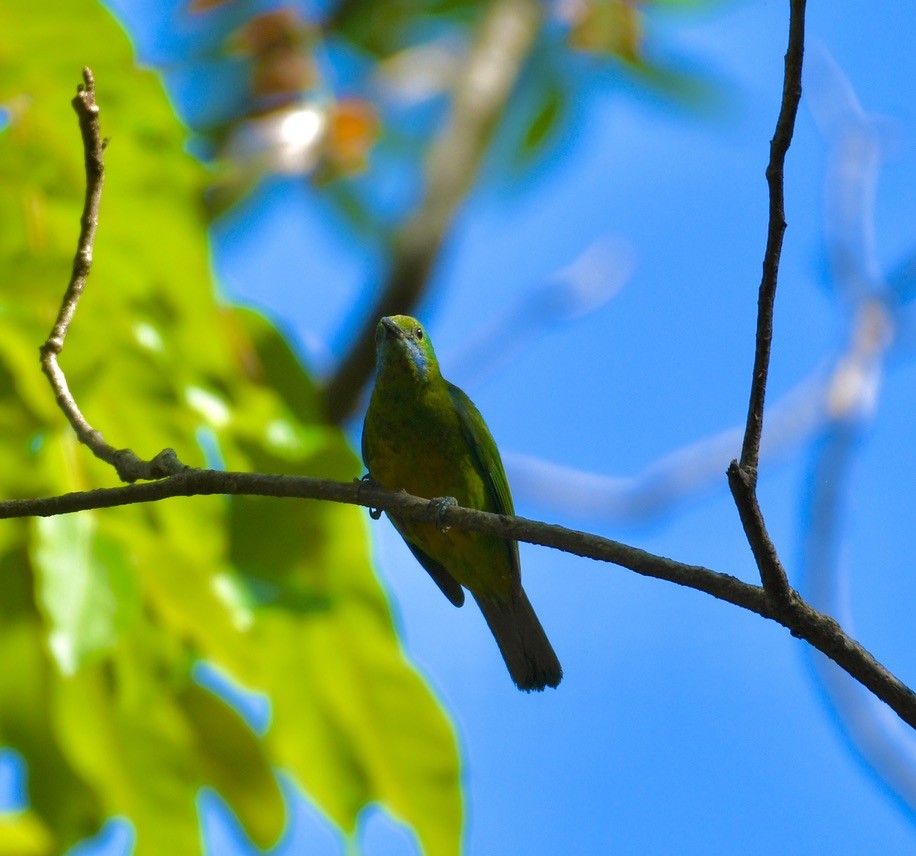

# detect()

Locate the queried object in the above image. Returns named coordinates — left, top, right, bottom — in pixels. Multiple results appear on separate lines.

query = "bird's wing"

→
left=447, top=382, right=515, bottom=516
left=389, top=516, right=466, bottom=607
left=447, top=382, right=521, bottom=580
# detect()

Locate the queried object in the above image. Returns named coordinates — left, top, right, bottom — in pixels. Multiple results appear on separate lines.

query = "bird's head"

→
left=374, top=315, right=439, bottom=382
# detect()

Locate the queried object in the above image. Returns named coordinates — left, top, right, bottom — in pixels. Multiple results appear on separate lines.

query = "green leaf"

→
left=0, top=811, right=54, bottom=856
left=1, top=1, right=461, bottom=853
left=328, top=0, right=489, bottom=58
left=263, top=619, right=463, bottom=855
left=51, top=658, right=209, bottom=856
left=220, top=310, right=463, bottom=853
left=175, top=682, right=285, bottom=849
left=521, top=82, right=566, bottom=162
left=32, top=513, right=140, bottom=675
left=0, top=551, right=105, bottom=851
left=48, top=626, right=282, bottom=854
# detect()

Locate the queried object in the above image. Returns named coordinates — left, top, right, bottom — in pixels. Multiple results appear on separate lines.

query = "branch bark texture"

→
left=729, top=0, right=807, bottom=607
left=738, top=0, right=807, bottom=480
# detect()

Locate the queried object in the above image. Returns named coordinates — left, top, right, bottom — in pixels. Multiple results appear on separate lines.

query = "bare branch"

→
left=38, top=68, right=184, bottom=483
left=323, top=0, right=542, bottom=423
left=729, top=0, right=806, bottom=604
left=727, top=461, right=794, bottom=607
left=737, top=0, right=807, bottom=479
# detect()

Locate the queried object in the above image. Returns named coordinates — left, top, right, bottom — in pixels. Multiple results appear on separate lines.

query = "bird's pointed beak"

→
left=380, top=316, right=405, bottom=340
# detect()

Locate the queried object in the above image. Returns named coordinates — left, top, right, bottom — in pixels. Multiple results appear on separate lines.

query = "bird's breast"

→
left=364, top=391, right=485, bottom=509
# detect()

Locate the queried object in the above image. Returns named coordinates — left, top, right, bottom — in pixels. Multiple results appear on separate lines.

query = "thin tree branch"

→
left=38, top=68, right=185, bottom=483
left=727, top=462, right=794, bottom=606
left=738, top=0, right=807, bottom=479
left=0, top=471, right=914, bottom=729
left=322, top=0, right=542, bottom=423
left=729, top=0, right=806, bottom=605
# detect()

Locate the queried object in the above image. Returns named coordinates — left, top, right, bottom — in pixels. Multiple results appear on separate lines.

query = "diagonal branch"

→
left=729, top=0, right=807, bottom=607
left=322, top=0, right=542, bottom=423
left=0, top=472, right=915, bottom=729
left=38, top=68, right=184, bottom=483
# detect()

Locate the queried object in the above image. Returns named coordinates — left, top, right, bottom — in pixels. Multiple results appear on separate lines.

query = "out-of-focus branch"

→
left=505, top=366, right=830, bottom=523
left=729, top=0, right=806, bottom=607
left=39, top=68, right=184, bottom=483
left=800, top=49, right=916, bottom=813
left=807, top=46, right=884, bottom=301
left=323, top=0, right=542, bottom=423
left=804, top=424, right=916, bottom=811
left=446, top=235, right=634, bottom=387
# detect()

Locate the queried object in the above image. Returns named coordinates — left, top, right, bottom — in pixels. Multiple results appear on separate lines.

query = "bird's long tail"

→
left=473, top=588, right=562, bottom=691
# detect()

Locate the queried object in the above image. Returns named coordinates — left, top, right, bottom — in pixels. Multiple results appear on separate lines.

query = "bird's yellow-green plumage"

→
left=362, top=315, right=562, bottom=691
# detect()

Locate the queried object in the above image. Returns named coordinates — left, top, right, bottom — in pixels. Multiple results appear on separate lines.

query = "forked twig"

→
left=38, top=67, right=184, bottom=483
left=728, top=0, right=807, bottom=606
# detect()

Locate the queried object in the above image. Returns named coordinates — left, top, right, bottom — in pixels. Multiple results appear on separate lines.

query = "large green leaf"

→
left=50, top=649, right=286, bottom=855
left=0, top=537, right=104, bottom=850
left=220, top=310, right=463, bottom=853
left=0, top=811, right=54, bottom=856
left=32, top=512, right=140, bottom=675
left=0, top=0, right=461, bottom=853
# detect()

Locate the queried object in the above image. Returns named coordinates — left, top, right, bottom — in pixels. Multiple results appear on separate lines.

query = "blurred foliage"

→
left=0, top=0, right=460, bottom=853
left=167, top=0, right=713, bottom=221
left=0, top=810, right=54, bottom=855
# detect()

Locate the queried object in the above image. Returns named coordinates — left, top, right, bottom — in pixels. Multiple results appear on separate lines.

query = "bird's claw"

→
left=357, top=473, right=383, bottom=519
left=429, top=496, right=458, bottom=532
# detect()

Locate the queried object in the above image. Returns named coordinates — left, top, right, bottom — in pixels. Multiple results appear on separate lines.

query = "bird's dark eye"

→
left=415, top=328, right=424, bottom=340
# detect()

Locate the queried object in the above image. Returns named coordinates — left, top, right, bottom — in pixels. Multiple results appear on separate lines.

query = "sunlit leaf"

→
left=0, top=811, right=54, bottom=856
left=322, top=99, right=381, bottom=179
left=32, top=513, right=139, bottom=675
left=1, top=1, right=461, bottom=854
left=219, top=310, right=463, bottom=853
left=567, top=0, right=644, bottom=61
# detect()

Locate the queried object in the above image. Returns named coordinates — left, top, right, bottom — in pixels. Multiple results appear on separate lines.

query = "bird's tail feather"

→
left=473, top=588, right=562, bottom=691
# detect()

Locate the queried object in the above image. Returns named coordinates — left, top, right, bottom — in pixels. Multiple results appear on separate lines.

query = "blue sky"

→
left=50, top=0, right=916, bottom=852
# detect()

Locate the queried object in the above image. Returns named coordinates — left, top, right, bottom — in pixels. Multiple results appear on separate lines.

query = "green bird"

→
left=362, top=314, right=562, bottom=691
